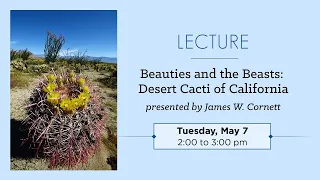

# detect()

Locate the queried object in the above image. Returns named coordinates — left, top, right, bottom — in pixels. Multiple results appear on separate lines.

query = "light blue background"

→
left=1, top=0, right=319, bottom=179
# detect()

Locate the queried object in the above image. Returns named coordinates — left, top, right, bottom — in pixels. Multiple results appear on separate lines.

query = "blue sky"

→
left=11, top=10, right=117, bottom=57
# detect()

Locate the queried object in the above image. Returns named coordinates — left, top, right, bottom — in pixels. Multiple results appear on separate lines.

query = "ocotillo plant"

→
left=23, top=71, right=105, bottom=168
left=44, top=30, right=65, bottom=62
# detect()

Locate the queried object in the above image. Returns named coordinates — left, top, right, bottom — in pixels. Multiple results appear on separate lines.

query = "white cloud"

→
left=10, top=41, right=18, bottom=44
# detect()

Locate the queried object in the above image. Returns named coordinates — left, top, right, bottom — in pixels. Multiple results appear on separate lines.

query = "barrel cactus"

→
left=23, top=71, right=105, bottom=168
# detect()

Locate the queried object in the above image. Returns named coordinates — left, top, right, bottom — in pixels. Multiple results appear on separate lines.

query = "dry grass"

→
left=10, top=73, right=39, bottom=120
left=11, top=158, right=49, bottom=170
left=10, top=71, right=36, bottom=89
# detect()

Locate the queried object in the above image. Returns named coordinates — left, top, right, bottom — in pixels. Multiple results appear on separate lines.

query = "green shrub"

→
left=94, top=63, right=107, bottom=71
left=97, top=73, right=117, bottom=89
left=94, top=63, right=117, bottom=73
left=75, top=63, right=82, bottom=73
left=61, top=50, right=90, bottom=65
left=94, top=63, right=117, bottom=89
left=82, top=64, right=89, bottom=70
left=10, top=49, right=33, bottom=61
left=10, top=49, right=20, bottom=60
left=47, top=62, right=61, bottom=71
left=57, top=60, right=68, bottom=66
left=27, top=64, right=50, bottom=73
left=25, top=58, right=45, bottom=65
left=107, top=64, right=117, bottom=74
left=10, top=59, right=27, bottom=71
left=19, top=49, right=33, bottom=60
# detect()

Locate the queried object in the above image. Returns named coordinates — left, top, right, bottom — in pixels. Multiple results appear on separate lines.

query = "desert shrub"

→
left=44, top=30, right=65, bottom=62
left=47, top=62, right=61, bottom=71
left=56, top=60, right=68, bottom=66
left=61, top=50, right=92, bottom=65
left=57, top=52, right=102, bottom=69
left=27, top=64, right=50, bottom=73
left=82, top=65, right=89, bottom=70
left=69, top=51, right=88, bottom=65
left=25, top=58, right=45, bottom=65
left=19, top=49, right=33, bottom=60
left=11, top=49, right=33, bottom=61
left=91, top=59, right=101, bottom=64
left=23, top=72, right=105, bottom=168
left=94, top=63, right=116, bottom=73
left=63, top=62, right=86, bottom=73
left=10, top=49, right=20, bottom=60
left=97, top=70, right=117, bottom=89
left=10, top=58, right=27, bottom=71
left=24, top=59, right=36, bottom=65
left=94, top=63, right=107, bottom=71
left=94, top=63, right=117, bottom=89
left=107, top=76, right=117, bottom=89
left=107, top=64, right=117, bottom=74
left=57, top=58, right=70, bottom=65
left=85, top=58, right=101, bottom=68
left=74, top=63, right=83, bottom=73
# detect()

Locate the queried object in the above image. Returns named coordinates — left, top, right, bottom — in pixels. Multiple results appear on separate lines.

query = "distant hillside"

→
left=87, top=56, right=117, bottom=64
left=35, top=54, right=117, bottom=64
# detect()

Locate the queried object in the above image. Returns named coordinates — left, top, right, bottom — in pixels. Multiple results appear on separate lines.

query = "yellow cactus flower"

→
left=78, top=78, right=85, bottom=87
left=78, top=92, right=90, bottom=104
left=47, top=74, right=56, bottom=83
left=57, top=76, right=63, bottom=87
left=70, top=77, right=76, bottom=83
left=83, top=86, right=89, bottom=93
left=71, top=97, right=81, bottom=109
left=42, top=73, right=92, bottom=114
left=43, top=82, right=56, bottom=93
left=46, top=92, right=60, bottom=105
left=63, top=77, right=69, bottom=84
left=69, top=72, right=75, bottom=78
left=60, top=98, right=75, bottom=112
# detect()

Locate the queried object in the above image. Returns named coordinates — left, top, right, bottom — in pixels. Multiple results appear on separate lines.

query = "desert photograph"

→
left=10, top=10, right=117, bottom=170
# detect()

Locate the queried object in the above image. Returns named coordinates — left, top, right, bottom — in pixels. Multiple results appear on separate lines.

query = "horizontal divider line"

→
left=191, top=57, right=239, bottom=60
left=272, top=136, right=308, bottom=138
left=119, top=136, right=151, bottom=138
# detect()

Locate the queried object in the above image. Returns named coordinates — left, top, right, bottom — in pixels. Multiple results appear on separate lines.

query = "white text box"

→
left=154, top=123, right=271, bottom=150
